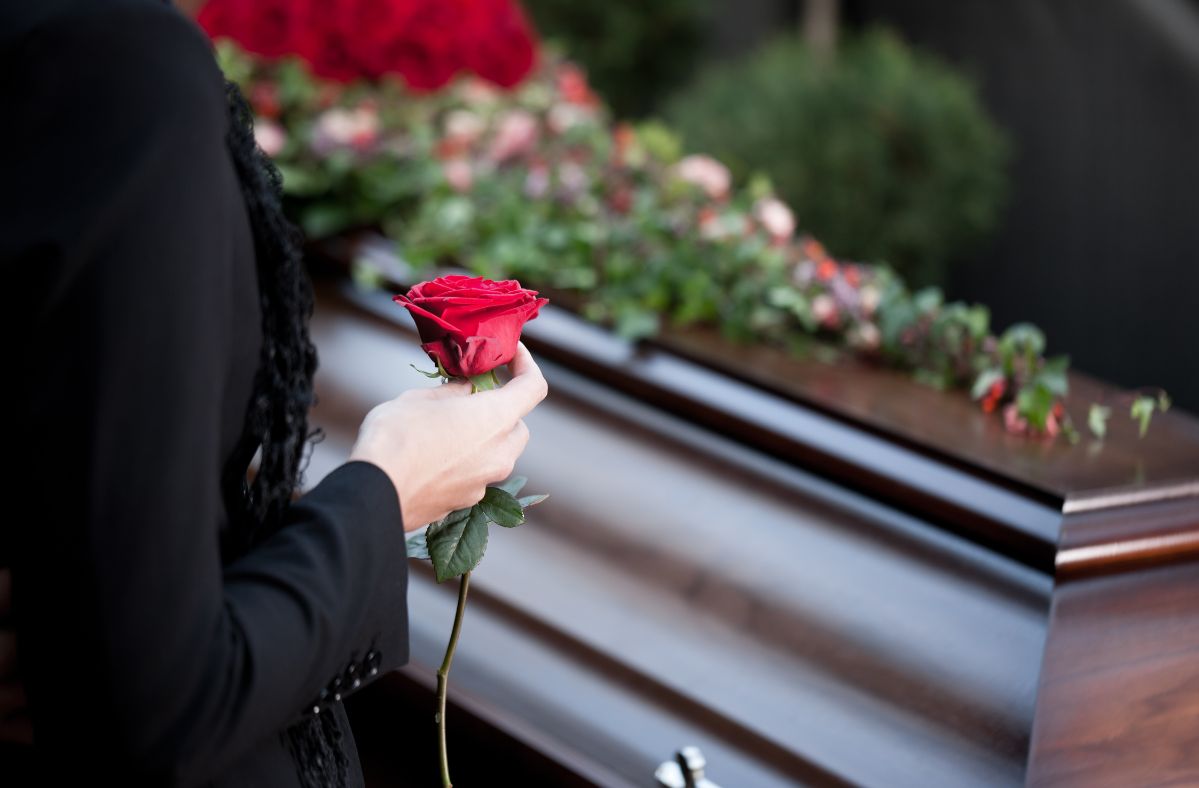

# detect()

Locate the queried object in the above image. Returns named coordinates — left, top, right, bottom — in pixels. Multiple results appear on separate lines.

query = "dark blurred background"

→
left=525, top=0, right=1199, bottom=411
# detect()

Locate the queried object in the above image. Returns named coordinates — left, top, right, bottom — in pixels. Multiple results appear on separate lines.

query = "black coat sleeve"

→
left=0, top=2, right=408, bottom=783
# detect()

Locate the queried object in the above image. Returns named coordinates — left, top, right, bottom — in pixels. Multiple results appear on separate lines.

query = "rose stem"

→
left=437, top=569, right=471, bottom=788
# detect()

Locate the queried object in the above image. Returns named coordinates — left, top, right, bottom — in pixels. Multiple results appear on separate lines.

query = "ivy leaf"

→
left=425, top=506, right=490, bottom=582
left=518, top=494, right=549, bottom=508
left=406, top=532, right=430, bottom=560
left=971, top=368, right=1005, bottom=401
left=1037, top=355, right=1071, bottom=397
left=496, top=476, right=528, bottom=496
left=479, top=487, right=525, bottom=527
left=1088, top=404, right=1111, bottom=439
left=1131, top=396, right=1157, bottom=438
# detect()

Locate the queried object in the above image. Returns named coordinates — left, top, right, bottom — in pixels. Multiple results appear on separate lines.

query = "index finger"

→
left=488, top=342, right=548, bottom=418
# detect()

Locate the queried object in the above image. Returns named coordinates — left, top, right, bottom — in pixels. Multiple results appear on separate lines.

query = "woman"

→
left=0, top=0, right=548, bottom=785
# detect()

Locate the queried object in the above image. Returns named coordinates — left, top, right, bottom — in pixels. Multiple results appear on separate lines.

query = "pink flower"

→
left=524, top=163, right=550, bottom=199
left=753, top=197, right=796, bottom=243
left=556, top=161, right=590, bottom=197
left=488, top=109, right=539, bottom=163
left=674, top=155, right=731, bottom=200
left=311, top=106, right=380, bottom=154
left=811, top=293, right=840, bottom=330
left=253, top=118, right=287, bottom=157
left=443, top=158, right=473, bottom=192
left=1003, top=403, right=1028, bottom=435
left=443, top=109, right=485, bottom=146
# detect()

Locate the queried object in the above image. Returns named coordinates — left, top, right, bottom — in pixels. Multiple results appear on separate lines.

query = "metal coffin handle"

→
left=655, top=746, right=722, bottom=788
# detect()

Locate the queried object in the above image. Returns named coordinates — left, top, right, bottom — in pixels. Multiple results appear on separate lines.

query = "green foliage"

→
left=665, top=28, right=1010, bottom=286
left=522, top=0, right=710, bottom=118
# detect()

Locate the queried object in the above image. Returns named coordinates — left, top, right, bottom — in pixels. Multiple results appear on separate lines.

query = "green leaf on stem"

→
left=1036, top=355, right=1071, bottom=397
left=518, top=494, right=550, bottom=508
left=496, top=475, right=529, bottom=496
left=426, top=506, right=490, bottom=582
left=1088, top=404, right=1111, bottom=439
left=480, top=487, right=525, bottom=527
left=406, top=532, right=431, bottom=560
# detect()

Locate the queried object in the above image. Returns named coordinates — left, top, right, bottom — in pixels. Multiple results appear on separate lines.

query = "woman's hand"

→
left=350, top=342, right=548, bottom=532
left=0, top=568, right=33, bottom=745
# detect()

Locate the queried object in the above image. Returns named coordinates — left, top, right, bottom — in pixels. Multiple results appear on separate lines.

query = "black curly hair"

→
left=219, top=80, right=349, bottom=788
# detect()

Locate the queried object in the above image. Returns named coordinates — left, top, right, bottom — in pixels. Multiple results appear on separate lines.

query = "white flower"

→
left=443, top=109, right=485, bottom=146
left=811, top=293, right=840, bottom=329
left=753, top=197, right=796, bottom=242
left=859, top=284, right=881, bottom=316
left=674, top=154, right=731, bottom=200
left=848, top=322, right=881, bottom=351
left=547, top=103, right=596, bottom=135
left=311, top=107, right=380, bottom=154
left=253, top=118, right=287, bottom=157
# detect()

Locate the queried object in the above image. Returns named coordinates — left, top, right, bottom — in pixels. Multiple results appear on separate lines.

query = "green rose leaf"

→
left=518, top=494, right=550, bottom=508
left=1088, top=404, right=1111, bottom=440
left=480, top=487, right=525, bottom=527
left=406, top=532, right=431, bottom=560
left=971, top=368, right=1005, bottom=401
left=497, top=476, right=529, bottom=496
left=426, top=505, right=490, bottom=582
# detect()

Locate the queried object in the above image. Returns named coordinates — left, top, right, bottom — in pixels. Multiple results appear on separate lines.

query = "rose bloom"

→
left=443, top=109, right=486, bottom=147
left=311, top=106, right=380, bottom=154
left=753, top=197, right=796, bottom=243
left=253, top=119, right=287, bottom=158
left=674, top=155, right=731, bottom=200
left=487, top=110, right=539, bottom=163
left=394, top=275, right=548, bottom=377
left=443, top=158, right=473, bottom=193
left=811, top=293, right=840, bottom=329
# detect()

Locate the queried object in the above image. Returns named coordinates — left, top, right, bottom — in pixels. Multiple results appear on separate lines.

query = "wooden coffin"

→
left=304, top=238, right=1199, bottom=787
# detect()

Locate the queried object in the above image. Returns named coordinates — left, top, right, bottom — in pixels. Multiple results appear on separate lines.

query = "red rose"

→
left=461, top=0, right=537, bottom=89
left=393, top=275, right=548, bottom=378
left=198, top=0, right=310, bottom=59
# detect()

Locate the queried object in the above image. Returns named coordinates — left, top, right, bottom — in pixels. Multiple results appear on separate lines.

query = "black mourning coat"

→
left=0, top=0, right=410, bottom=784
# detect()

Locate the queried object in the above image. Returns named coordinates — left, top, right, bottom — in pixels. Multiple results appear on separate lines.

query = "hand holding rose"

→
left=349, top=342, right=546, bottom=531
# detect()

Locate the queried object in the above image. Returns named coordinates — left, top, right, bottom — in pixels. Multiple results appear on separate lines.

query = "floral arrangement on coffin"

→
left=202, top=2, right=1169, bottom=441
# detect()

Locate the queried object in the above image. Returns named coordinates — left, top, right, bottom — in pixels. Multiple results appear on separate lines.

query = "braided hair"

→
left=219, top=79, right=350, bottom=788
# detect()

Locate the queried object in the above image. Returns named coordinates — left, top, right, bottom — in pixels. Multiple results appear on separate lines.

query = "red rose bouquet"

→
left=198, top=0, right=538, bottom=90
left=394, top=275, right=548, bottom=787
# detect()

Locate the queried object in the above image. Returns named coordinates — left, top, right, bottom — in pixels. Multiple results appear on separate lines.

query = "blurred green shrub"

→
left=665, top=28, right=1010, bottom=286
left=521, top=0, right=709, bottom=118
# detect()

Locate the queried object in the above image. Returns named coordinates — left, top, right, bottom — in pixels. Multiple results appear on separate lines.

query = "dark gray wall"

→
left=845, top=0, right=1199, bottom=411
